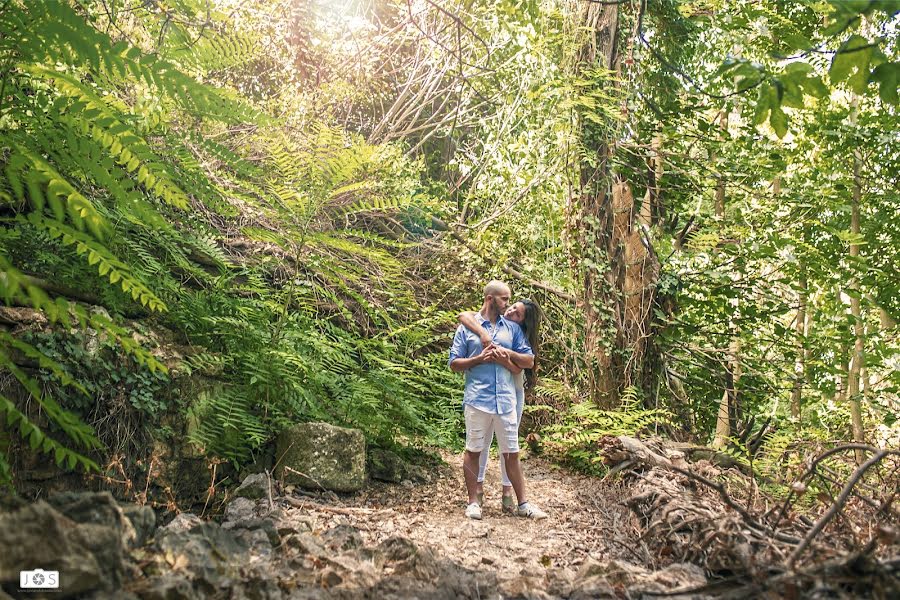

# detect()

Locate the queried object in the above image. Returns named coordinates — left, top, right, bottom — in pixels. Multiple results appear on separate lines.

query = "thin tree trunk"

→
left=713, top=111, right=727, bottom=219
left=711, top=113, right=733, bottom=449
left=791, top=267, right=808, bottom=420
left=640, top=135, right=661, bottom=229
left=847, top=100, right=866, bottom=461
left=783, top=174, right=807, bottom=422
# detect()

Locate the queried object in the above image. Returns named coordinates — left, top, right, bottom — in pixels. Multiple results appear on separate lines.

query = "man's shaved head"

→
left=484, top=280, right=510, bottom=298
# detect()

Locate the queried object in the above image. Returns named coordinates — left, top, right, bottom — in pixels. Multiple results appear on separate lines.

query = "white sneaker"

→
left=516, top=502, right=547, bottom=519
left=465, top=502, right=482, bottom=520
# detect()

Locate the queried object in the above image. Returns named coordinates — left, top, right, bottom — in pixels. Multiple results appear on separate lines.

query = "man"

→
left=448, top=280, right=548, bottom=520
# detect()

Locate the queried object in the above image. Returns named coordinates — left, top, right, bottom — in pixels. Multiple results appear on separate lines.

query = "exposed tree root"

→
left=599, top=435, right=900, bottom=599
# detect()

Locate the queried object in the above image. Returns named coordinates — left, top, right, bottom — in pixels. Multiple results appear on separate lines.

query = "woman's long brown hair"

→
left=518, top=298, right=542, bottom=389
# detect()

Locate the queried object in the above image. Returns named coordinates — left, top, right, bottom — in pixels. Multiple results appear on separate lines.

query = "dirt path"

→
left=287, top=450, right=642, bottom=586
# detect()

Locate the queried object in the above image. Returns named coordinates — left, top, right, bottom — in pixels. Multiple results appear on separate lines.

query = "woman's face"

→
left=504, top=302, right=525, bottom=324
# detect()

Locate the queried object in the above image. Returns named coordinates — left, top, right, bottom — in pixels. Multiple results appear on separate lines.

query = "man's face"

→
left=489, top=288, right=511, bottom=313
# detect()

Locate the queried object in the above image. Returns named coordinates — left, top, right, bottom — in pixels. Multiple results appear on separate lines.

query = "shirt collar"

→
left=477, top=311, right=506, bottom=328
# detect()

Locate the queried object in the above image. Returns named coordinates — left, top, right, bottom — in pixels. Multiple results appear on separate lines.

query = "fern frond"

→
left=26, top=214, right=167, bottom=312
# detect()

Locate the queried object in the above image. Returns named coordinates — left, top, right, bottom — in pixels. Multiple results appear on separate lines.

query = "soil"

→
left=304, top=450, right=637, bottom=577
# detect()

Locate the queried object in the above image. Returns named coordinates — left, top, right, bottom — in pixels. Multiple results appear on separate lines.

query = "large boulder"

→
left=274, top=422, right=366, bottom=493
left=46, top=491, right=137, bottom=549
left=0, top=499, right=127, bottom=598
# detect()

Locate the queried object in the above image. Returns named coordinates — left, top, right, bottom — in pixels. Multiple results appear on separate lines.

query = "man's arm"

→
left=450, top=346, right=494, bottom=372
left=458, top=311, right=492, bottom=348
left=488, top=346, right=523, bottom=374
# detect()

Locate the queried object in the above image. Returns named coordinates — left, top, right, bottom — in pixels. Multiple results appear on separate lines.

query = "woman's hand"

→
left=480, top=333, right=493, bottom=348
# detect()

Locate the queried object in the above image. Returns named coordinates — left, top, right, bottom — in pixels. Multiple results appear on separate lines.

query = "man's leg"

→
left=496, top=409, right=527, bottom=504
left=497, top=410, right=546, bottom=519
left=476, top=422, right=497, bottom=501
left=503, top=452, right=526, bottom=503
left=464, top=450, right=482, bottom=504
left=463, top=405, right=488, bottom=518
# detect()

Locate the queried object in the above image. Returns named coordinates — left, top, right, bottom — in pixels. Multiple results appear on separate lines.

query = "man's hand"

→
left=478, top=345, right=496, bottom=363
left=490, top=346, right=510, bottom=361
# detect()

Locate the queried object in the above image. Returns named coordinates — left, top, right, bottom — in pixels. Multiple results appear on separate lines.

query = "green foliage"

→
left=0, top=0, right=460, bottom=484
left=22, top=330, right=169, bottom=417
left=541, top=387, right=673, bottom=474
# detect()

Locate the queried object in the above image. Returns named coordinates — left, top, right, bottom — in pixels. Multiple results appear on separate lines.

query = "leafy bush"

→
left=540, top=386, right=672, bottom=474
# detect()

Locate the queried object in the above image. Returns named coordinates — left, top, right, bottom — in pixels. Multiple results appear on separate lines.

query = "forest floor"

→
left=310, top=450, right=629, bottom=577
left=6, top=443, right=897, bottom=599
left=260, top=449, right=711, bottom=598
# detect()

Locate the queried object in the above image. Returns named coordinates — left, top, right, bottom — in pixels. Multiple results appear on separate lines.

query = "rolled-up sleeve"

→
left=448, top=326, right=468, bottom=367
left=511, top=326, right=533, bottom=356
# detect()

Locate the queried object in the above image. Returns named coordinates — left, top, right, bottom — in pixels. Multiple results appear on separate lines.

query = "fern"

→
left=0, top=0, right=459, bottom=485
left=542, top=391, right=673, bottom=474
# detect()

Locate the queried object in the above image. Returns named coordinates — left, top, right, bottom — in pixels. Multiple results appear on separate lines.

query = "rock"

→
left=234, top=473, right=271, bottom=500
left=283, top=532, right=326, bottom=558
left=571, top=558, right=706, bottom=598
left=223, top=497, right=258, bottom=523
left=376, top=536, right=419, bottom=562
left=223, top=517, right=281, bottom=555
left=322, top=524, right=362, bottom=551
left=0, top=306, right=48, bottom=327
left=371, top=547, right=499, bottom=600
left=368, top=448, right=406, bottom=483
left=122, top=504, right=157, bottom=548
left=575, top=558, right=648, bottom=586
left=233, top=527, right=275, bottom=558
left=230, top=567, right=284, bottom=600
left=47, top=490, right=137, bottom=549
left=240, top=445, right=276, bottom=479
left=155, top=522, right=248, bottom=590
left=0, top=501, right=123, bottom=598
left=275, top=422, right=366, bottom=493
left=161, top=512, right=203, bottom=534
left=275, top=514, right=315, bottom=537
left=320, top=568, right=343, bottom=588
left=133, top=574, right=198, bottom=600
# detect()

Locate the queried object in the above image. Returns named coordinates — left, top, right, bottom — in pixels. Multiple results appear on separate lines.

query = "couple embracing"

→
left=449, top=280, right=547, bottom=520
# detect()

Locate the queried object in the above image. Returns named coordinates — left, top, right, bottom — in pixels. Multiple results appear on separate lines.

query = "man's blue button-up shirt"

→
left=448, top=313, right=533, bottom=415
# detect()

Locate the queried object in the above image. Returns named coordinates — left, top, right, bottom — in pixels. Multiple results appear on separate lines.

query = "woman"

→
left=458, top=298, right=542, bottom=513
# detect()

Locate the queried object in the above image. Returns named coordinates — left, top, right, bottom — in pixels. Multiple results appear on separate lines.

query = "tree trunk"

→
left=847, top=102, right=866, bottom=461
left=784, top=175, right=807, bottom=422
left=791, top=266, right=808, bottom=420
left=713, top=111, right=727, bottom=219
left=574, top=3, right=617, bottom=407
left=711, top=114, right=735, bottom=449
left=574, top=3, right=660, bottom=408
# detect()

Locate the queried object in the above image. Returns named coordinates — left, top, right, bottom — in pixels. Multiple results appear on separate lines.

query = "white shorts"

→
left=464, top=405, right=519, bottom=454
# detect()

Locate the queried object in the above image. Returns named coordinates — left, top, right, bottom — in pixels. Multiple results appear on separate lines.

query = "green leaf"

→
left=869, top=62, right=899, bottom=104
left=783, top=33, right=814, bottom=51
left=770, top=106, right=788, bottom=138
left=753, top=83, right=772, bottom=125
left=781, top=79, right=804, bottom=109
left=830, top=35, right=874, bottom=92
left=801, top=75, right=830, bottom=99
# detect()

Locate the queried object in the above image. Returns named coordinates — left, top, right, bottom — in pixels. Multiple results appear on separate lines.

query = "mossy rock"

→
left=368, top=448, right=407, bottom=483
left=275, top=422, right=366, bottom=493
